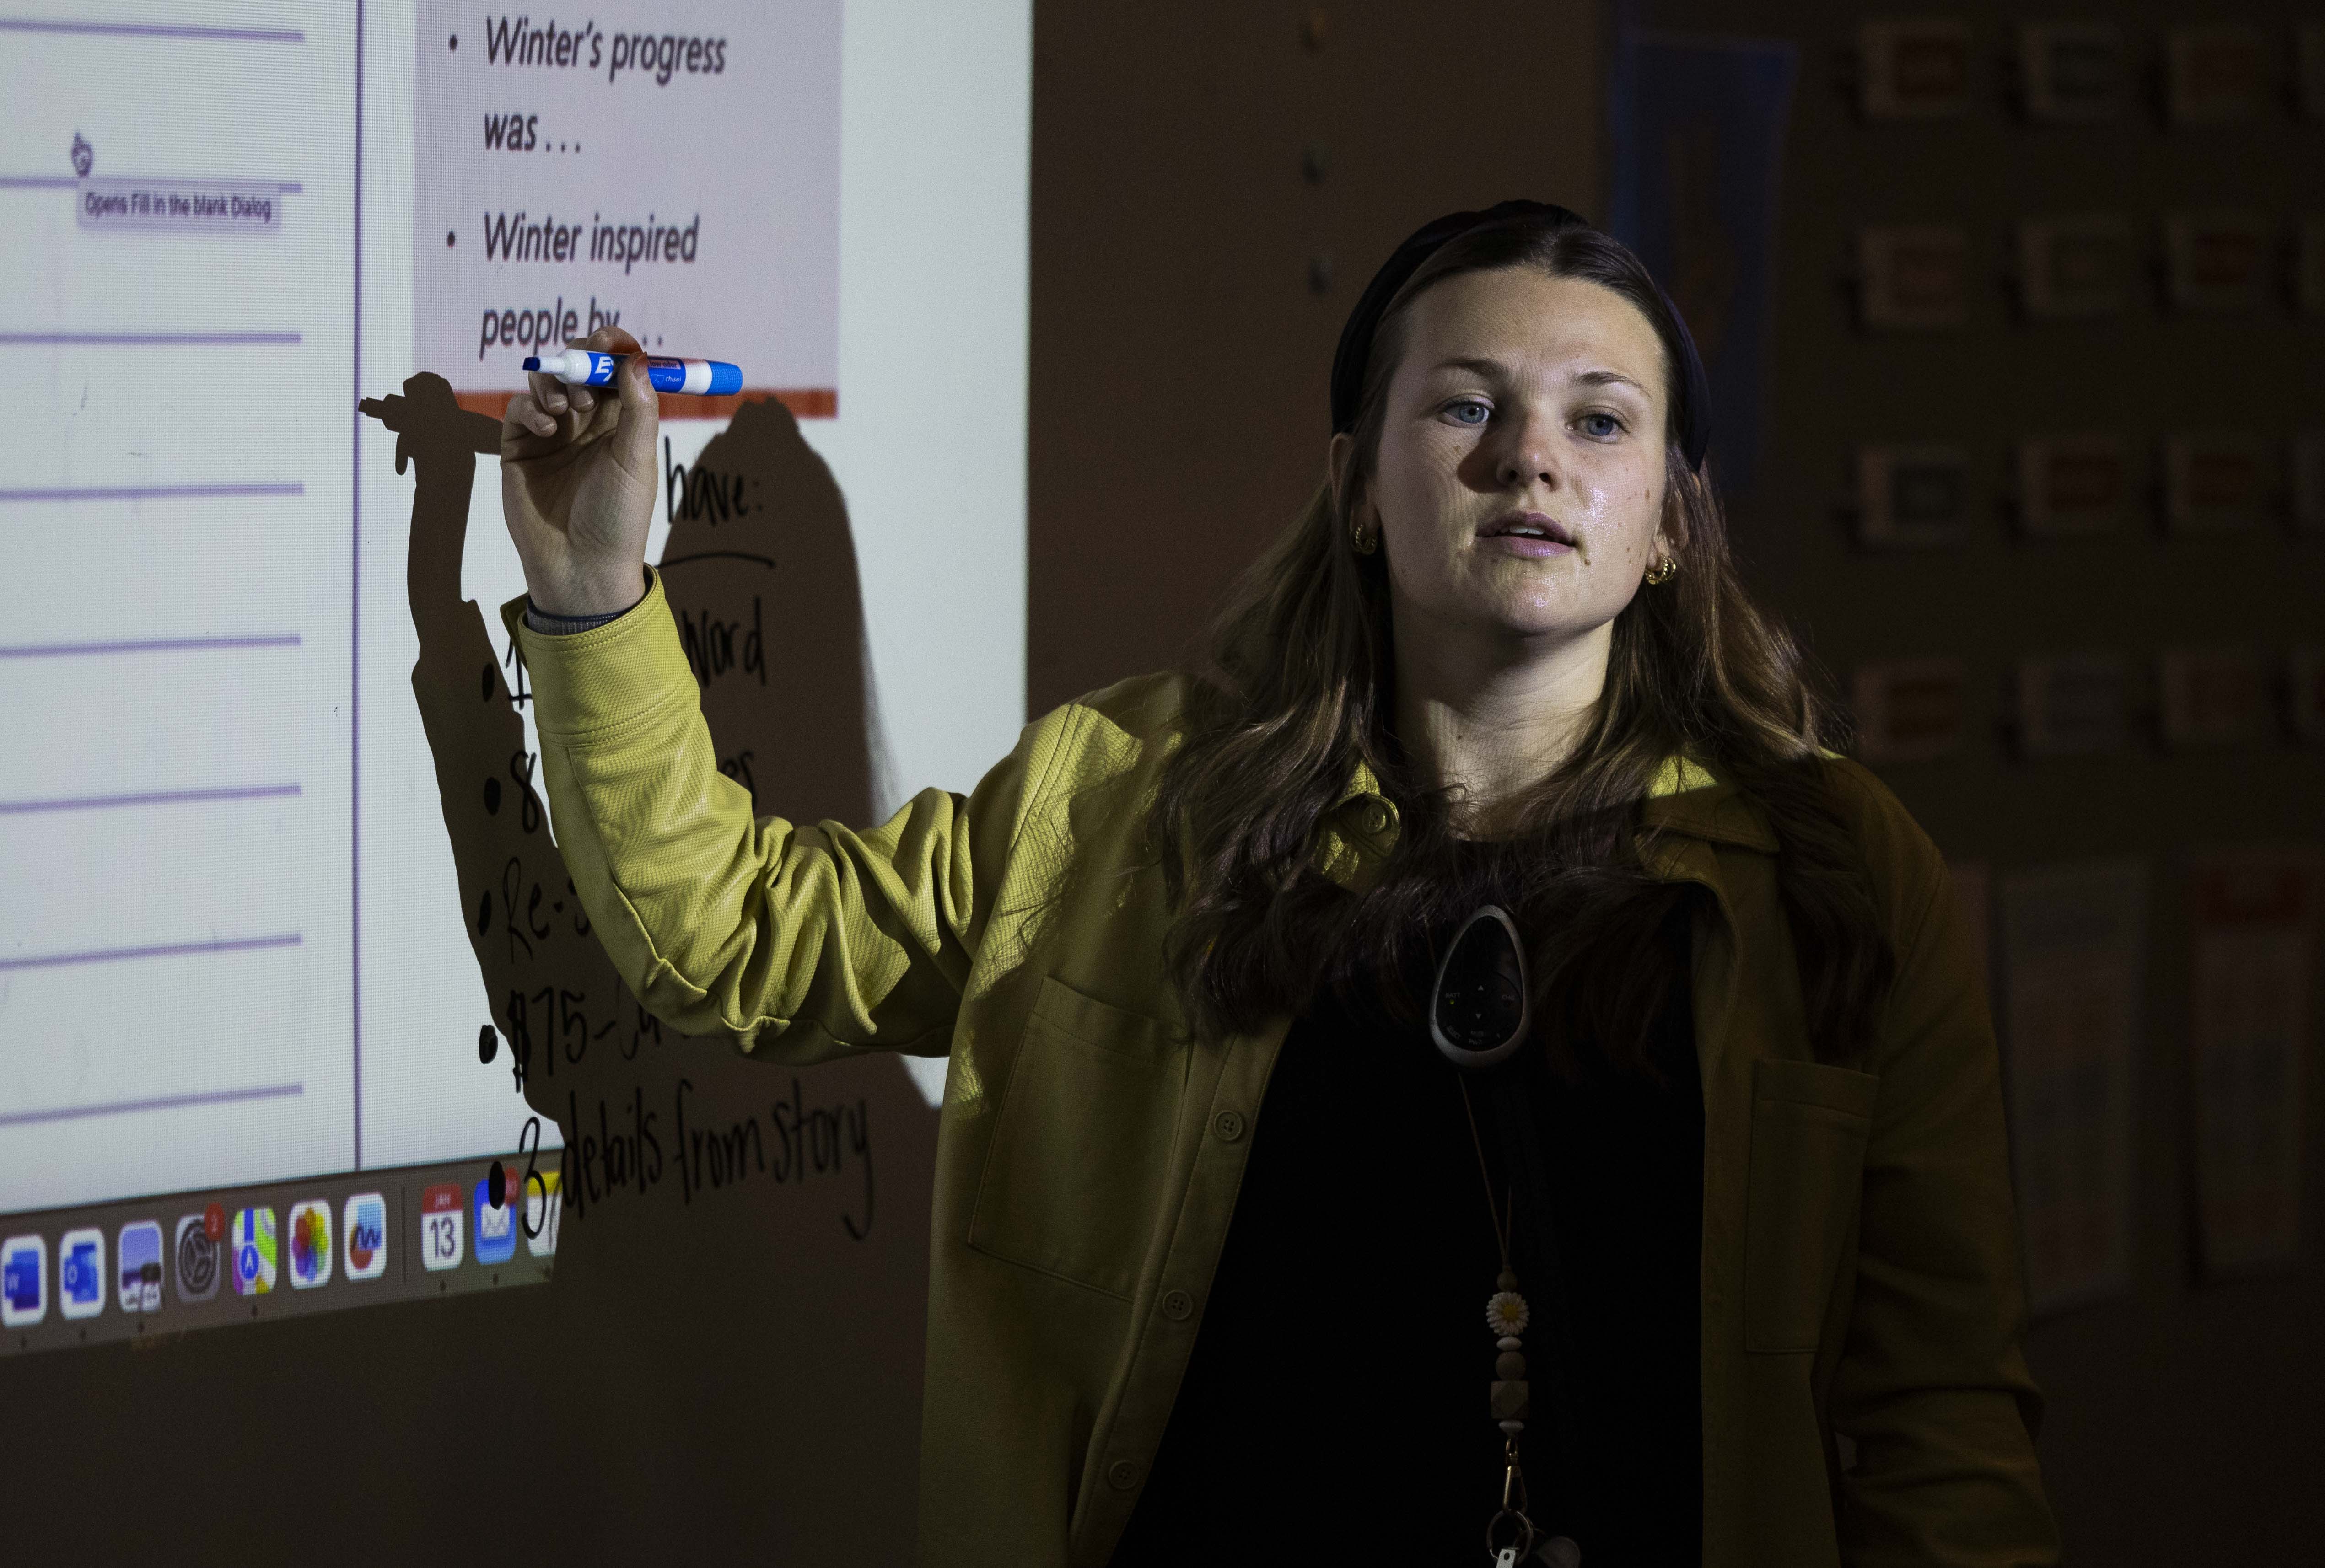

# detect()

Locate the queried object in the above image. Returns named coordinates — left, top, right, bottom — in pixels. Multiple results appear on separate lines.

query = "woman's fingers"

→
left=501, top=391, right=554, bottom=446
left=608, top=339, right=660, bottom=481
left=511, top=391, right=558, bottom=438
left=531, top=332, right=631, bottom=414
left=528, top=367, right=568, bottom=415
left=556, top=326, right=655, bottom=478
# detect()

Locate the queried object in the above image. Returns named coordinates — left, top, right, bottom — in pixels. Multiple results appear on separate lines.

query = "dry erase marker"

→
left=524, top=350, right=742, bottom=396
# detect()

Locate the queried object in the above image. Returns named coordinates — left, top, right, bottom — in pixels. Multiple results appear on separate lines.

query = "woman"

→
left=499, top=202, right=2058, bottom=1566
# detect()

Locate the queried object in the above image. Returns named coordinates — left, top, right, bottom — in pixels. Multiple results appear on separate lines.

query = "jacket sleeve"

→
left=1827, top=768, right=2062, bottom=1567
left=502, top=576, right=1055, bottom=1063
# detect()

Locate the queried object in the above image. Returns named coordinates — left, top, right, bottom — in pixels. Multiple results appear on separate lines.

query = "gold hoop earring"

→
left=1644, top=555, right=1679, bottom=585
left=1351, top=516, right=1378, bottom=556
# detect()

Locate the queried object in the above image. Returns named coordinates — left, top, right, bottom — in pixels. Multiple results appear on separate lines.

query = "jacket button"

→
left=1106, top=1457, right=1140, bottom=1490
left=1363, top=803, right=1389, bottom=834
left=1211, top=1108, right=1246, bottom=1143
left=1161, top=1289, right=1195, bottom=1321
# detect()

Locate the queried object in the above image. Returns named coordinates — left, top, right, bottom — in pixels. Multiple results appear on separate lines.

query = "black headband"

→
left=1328, top=199, right=1714, bottom=473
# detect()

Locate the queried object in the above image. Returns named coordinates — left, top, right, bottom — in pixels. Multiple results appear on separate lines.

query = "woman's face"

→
left=1344, top=267, right=1673, bottom=655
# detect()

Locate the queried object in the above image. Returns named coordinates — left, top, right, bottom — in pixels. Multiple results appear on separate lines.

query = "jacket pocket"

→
left=968, top=975, right=1186, bottom=1300
left=1744, top=1057, right=1878, bottom=1353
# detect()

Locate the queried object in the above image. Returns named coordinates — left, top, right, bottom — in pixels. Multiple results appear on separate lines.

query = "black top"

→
left=1114, top=909, right=1705, bottom=1566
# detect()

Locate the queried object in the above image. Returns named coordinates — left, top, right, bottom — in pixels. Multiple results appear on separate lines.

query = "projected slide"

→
left=412, top=0, right=838, bottom=417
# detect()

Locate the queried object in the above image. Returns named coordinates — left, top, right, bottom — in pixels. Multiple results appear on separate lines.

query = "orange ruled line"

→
left=452, top=387, right=837, bottom=422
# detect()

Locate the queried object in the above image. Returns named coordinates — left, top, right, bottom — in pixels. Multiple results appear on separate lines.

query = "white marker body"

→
left=526, top=349, right=620, bottom=386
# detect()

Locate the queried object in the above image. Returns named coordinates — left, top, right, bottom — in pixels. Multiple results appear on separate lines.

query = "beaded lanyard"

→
left=1456, top=1075, right=1538, bottom=1564
left=1432, top=905, right=1581, bottom=1568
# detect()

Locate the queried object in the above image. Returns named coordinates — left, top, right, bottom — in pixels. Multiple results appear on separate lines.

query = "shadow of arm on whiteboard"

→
left=361, top=374, right=933, bottom=1561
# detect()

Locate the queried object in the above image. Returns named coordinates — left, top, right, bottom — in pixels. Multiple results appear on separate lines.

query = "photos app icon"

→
left=286, top=1201, right=333, bottom=1289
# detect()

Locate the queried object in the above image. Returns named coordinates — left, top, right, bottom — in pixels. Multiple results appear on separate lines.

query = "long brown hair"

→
left=1149, top=216, right=1892, bottom=1075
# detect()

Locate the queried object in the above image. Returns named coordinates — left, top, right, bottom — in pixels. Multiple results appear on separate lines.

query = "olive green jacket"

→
left=506, top=575, right=2058, bottom=1567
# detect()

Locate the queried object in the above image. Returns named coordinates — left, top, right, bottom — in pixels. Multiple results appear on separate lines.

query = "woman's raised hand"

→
left=499, top=325, right=660, bottom=618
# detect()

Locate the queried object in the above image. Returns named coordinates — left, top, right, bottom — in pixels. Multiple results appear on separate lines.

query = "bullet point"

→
left=449, top=34, right=457, bottom=50
left=446, top=230, right=456, bottom=247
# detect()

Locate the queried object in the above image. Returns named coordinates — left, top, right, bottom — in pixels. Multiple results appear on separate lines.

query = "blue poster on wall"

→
left=1608, top=32, right=1798, bottom=497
